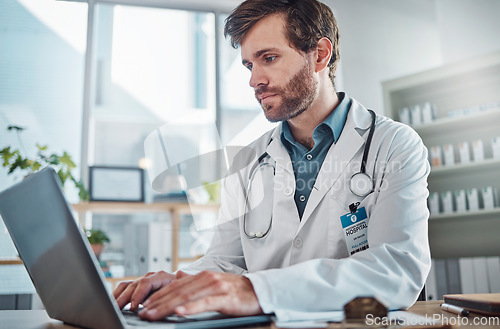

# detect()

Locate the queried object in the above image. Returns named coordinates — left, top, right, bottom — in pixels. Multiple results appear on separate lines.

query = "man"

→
left=114, top=0, right=430, bottom=321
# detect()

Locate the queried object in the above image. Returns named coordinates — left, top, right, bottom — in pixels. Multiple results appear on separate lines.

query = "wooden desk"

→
left=405, top=300, right=499, bottom=329
left=0, top=310, right=270, bottom=329
left=72, top=202, right=219, bottom=271
left=1, top=301, right=499, bottom=329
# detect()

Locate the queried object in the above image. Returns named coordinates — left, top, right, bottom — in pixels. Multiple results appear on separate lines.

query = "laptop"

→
left=0, top=168, right=272, bottom=329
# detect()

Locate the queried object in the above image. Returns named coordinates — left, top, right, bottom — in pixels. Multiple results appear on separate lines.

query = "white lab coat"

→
left=183, top=97, right=431, bottom=321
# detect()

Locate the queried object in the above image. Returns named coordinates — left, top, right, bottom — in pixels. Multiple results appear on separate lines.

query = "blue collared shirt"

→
left=280, top=92, right=351, bottom=219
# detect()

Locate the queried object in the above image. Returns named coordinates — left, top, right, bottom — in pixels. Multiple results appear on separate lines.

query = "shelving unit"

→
left=72, top=202, right=219, bottom=271
left=428, top=157, right=500, bottom=177
left=412, top=109, right=500, bottom=136
left=382, top=51, right=500, bottom=258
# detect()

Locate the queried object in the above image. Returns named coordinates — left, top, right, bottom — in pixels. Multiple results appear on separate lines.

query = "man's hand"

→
left=138, top=271, right=263, bottom=321
left=113, top=271, right=176, bottom=310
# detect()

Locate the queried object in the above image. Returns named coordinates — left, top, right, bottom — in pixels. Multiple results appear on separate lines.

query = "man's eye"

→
left=265, top=56, right=276, bottom=63
left=246, top=64, right=253, bottom=71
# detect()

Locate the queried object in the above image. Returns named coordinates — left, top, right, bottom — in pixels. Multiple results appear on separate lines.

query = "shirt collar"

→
left=280, top=92, right=351, bottom=151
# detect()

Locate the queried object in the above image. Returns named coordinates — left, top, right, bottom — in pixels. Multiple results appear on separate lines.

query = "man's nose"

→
left=249, top=65, right=268, bottom=88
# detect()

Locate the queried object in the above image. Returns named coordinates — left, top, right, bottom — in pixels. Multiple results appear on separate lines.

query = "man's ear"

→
left=315, top=37, right=333, bottom=73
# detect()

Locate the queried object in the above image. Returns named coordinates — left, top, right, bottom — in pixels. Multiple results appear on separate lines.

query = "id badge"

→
left=340, top=207, right=369, bottom=255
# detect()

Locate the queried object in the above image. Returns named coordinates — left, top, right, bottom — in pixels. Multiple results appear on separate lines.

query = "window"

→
left=0, top=0, right=270, bottom=286
left=217, top=15, right=278, bottom=146
left=0, top=0, right=87, bottom=294
left=86, top=4, right=220, bottom=275
left=90, top=4, right=216, bottom=169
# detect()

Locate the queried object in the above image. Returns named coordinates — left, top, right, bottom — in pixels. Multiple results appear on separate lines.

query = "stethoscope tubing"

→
left=243, top=154, right=274, bottom=239
left=349, top=110, right=376, bottom=198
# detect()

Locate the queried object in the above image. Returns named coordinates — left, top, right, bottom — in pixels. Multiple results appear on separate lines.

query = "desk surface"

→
left=1, top=301, right=498, bottom=329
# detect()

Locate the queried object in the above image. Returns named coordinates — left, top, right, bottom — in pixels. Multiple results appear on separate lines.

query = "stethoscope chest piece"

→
left=349, top=172, right=374, bottom=197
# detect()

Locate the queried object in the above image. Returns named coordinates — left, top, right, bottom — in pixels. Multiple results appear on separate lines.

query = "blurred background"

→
left=1, top=0, right=499, bottom=309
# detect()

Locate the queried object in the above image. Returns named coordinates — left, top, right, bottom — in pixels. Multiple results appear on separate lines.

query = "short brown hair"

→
left=224, top=0, right=340, bottom=86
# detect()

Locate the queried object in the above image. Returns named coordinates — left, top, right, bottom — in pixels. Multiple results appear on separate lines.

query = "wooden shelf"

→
left=0, top=258, right=23, bottom=265
left=178, top=256, right=203, bottom=263
left=71, top=202, right=220, bottom=215
left=105, top=276, right=141, bottom=290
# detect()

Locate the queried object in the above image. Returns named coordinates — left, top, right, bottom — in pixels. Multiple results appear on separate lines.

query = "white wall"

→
left=328, top=0, right=442, bottom=114
left=328, top=0, right=500, bottom=115
left=435, top=0, right=500, bottom=63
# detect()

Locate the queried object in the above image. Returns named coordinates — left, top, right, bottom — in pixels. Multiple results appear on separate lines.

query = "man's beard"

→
left=255, top=61, right=318, bottom=123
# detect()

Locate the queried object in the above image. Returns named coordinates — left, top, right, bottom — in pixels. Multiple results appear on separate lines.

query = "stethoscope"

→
left=243, top=151, right=275, bottom=239
left=348, top=109, right=376, bottom=213
left=243, top=109, right=377, bottom=238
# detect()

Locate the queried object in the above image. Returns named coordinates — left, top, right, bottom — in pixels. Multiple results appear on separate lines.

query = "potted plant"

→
left=85, top=228, right=110, bottom=259
left=0, top=125, right=89, bottom=201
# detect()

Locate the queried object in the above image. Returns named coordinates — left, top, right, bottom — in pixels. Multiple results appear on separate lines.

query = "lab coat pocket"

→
left=330, top=186, right=368, bottom=214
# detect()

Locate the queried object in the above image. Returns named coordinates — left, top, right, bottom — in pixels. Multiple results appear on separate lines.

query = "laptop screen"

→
left=0, top=168, right=126, bottom=329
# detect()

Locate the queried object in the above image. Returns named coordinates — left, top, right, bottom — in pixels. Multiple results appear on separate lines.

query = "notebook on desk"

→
left=0, top=168, right=272, bottom=329
left=444, top=293, right=500, bottom=316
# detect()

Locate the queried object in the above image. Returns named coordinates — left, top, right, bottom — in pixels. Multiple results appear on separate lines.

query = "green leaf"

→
left=2, top=127, right=87, bottom=201
left=72, top=177, right=90, bottom=201
left=7, top=125, right=25, bottom=132
left=57, top=169, right=70, bottom=185
left=8, top=156, right=23, bottom=174
left=47, top=154, right=60, bottom=165
left=59, top=152, right=76, bottom=169
left=26, top=160, right=35, bottom=170
left=0, top=147, right=15, bottom=166
left=79, top=187, right=90, bottom=202
left=36, top=144, right=48, bottom=151
left=85, top=229, right=110, bottom=244
left=32, top=161, right=42, bottom=171
left=20, top=158, right=30, bottom=170
left=9, top=155, right=30, bottom=172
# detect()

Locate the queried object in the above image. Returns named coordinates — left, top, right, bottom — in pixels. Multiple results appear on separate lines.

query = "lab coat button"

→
left=293, top=237, right=303, bottom=248
left=299, top=195, right=306, bottom=202
left=306, top=154, right=313, bottom=160
left=284, top=187, right=293, bottom=196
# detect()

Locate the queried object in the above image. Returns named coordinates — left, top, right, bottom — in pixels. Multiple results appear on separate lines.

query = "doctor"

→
left=114, top=0, right=431, bottom=321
